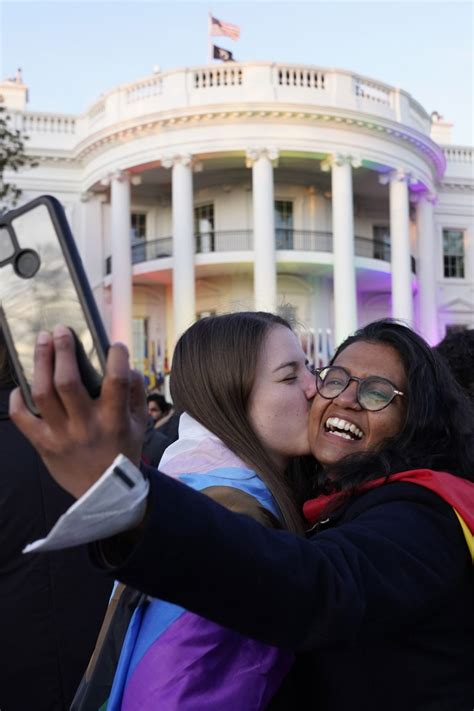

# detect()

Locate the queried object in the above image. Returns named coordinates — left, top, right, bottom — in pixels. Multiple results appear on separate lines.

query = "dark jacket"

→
left=100, top=468, right=474, bottom=711
left=0, top=388, right=112, bottom=711
left=141, top=419, right=171, bottom=467
left=155, top=411, right=180, bottom=442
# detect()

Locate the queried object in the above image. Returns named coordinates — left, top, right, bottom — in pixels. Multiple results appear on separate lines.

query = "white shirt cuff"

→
left=23, top=454, right=149, bottom=553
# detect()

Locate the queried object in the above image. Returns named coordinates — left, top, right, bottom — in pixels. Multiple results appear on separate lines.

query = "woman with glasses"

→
left=12, top=319, right=474, bottom=710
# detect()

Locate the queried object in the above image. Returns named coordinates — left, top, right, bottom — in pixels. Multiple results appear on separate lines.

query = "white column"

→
left=79, top=192, right=105, bottom=287
left=78, top=192, right=108, bottom=329
left=163, top=154, right=195, bottom=342
left=323, top=154, right=358, bottom=346
left=385, top=170, right=414, bottom=324
left=246, top=148, right=278, bottom=313
left=415, top=192, right=439, bottom=344
left=110, top=171, right=133, bottom=351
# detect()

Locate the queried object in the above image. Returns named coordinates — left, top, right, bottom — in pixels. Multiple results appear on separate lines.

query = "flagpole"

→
left=208, top=11, right=213, bottom=64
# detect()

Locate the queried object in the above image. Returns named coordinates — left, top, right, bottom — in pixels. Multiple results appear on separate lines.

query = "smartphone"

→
left=0, top=195, right=109, bottom=415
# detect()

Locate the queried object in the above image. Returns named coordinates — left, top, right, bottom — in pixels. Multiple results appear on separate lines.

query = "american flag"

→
left=210, top=15, right=241, bottom=41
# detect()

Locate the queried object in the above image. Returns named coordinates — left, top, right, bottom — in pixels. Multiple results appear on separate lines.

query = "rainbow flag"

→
left=72, top=415, right=293, bottom=710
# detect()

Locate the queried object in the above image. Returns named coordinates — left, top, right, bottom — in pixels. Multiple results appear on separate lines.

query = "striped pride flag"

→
left=70, top=416, right=291, bottom=710
left=210, top=14, right=241, bottom=40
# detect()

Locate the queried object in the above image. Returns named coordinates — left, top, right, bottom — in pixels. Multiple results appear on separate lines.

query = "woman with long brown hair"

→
left=72, top=311, right=316, bottom=710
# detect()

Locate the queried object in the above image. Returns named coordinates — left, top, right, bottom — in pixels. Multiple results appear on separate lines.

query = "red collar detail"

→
left=303, top=469, right=474, bottom=532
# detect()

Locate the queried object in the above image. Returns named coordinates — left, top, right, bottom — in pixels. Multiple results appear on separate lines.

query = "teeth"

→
left=325, top=417, right=364, bottom=440
left=330, top=431, right=352, bottom=440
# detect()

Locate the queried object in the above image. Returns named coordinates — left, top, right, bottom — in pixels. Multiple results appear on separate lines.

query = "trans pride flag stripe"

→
left=105, top=415, right=293, bottom=710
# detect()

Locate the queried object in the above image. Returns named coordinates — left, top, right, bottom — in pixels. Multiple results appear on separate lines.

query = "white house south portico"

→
left=1, top=62, right=472, bottom=368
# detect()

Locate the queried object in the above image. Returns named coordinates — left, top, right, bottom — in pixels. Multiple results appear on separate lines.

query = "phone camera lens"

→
left=14, top=249, right=41, bottom=279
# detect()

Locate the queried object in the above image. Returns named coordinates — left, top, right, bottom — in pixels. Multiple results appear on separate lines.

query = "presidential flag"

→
left=210, top=15, right=241, bottom=40
left=213, top=45, right=235, bottom=62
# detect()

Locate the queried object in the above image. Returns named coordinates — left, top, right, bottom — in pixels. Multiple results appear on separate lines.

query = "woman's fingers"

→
left=9, top=386, right=49, bottom=451
left=51, top=325, right=93, bottom=422
left=130, top=369, right=148, bottom=426
left=98, top=351, right=147, bottom=466
left=30, top=330, right=67, bottom=427
left=100, top=343, right=132, bottom=427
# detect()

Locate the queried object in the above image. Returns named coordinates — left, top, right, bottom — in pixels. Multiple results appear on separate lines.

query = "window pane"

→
left=132, top=318, right=148, bottom=371
left=373, top=225, right=390, bottom=242
left=275, top=201, right=293, bottom=249
left=194, top=204, right=215, bottom=231
left=443, top=229, right=464, bottom=255
left=373, top=225, right=390, bottom=260
left=443, top=229, right=465, bottom=278
left=131, top=213, right=147, bottom=240
left=275, top=201, right=293, bottom=229
left=194, top=204, right=215, bottom=252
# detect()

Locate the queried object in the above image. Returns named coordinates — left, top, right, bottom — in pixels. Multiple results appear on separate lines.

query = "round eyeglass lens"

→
left=358, top=377, right=395, bottom=411
left=317, top=367, right=349, bottom=397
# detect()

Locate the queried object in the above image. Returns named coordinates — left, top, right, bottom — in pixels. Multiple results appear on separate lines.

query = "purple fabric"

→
left=122, top=610, right=294, bottom=710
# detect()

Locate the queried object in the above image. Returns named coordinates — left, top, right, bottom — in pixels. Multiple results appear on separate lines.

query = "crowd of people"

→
left=1, top=316, right=473, bottom=710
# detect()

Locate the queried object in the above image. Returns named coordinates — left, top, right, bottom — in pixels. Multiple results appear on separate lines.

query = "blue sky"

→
left=1, top=1, right=472, bottom=144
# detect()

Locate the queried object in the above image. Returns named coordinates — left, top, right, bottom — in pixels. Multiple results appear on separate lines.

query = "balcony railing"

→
left=275, top=229, right=333, bottom=251
left=131, top=237, right=173, bottom=262
left=105, top=230, right=416, bottom=274
left=355, top=235, right=416, bottom=273
left=105, top=237, right=173, bottom=274
left=196, top=230, right=252, bottom=252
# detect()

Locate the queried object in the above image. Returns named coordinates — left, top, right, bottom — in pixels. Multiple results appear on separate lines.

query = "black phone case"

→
left=0, top=195, right=109, bottom=414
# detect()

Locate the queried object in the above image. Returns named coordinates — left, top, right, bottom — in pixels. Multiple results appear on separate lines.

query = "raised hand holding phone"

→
left=0, top=195, right=108, bottom=414
left=10, top=327, right=147, bottom=499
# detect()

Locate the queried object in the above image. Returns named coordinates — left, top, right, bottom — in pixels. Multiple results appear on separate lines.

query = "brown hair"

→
left=170, top=312, right=305, bottom=533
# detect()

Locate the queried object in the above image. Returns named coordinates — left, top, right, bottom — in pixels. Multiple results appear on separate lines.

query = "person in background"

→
left=0, top=330, right=112, bottom=711
left=146, top=392, right=180, bottom=441
left=434, top=327, right=474, bottom=401
left=141, top=416, right=171, bottom=468
left=71, top=312, right=316, bottom=710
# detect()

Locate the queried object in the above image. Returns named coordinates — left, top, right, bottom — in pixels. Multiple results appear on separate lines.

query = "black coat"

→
left=141, top=419, right=171, bottom=467
left=0, top=388, right=112, bottom=711
left=102, top=468, right=474, bottom=711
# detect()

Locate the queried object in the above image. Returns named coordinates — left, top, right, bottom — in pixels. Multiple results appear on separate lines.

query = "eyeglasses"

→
left=315, top=366, right=405, bottom=412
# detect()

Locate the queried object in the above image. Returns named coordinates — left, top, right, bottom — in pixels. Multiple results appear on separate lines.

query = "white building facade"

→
left=2, top=63, right=473, bottom=369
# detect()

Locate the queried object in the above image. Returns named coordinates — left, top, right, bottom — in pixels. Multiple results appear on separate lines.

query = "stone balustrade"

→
left=193, top=66, right=243, bottom=89
left=444, top=146, right=473, bottom=163
left=442, top=145, right=474, bottom=182
left=8, top=111, right=76, bottom=134
left=7, top=62, right=437, bottom=152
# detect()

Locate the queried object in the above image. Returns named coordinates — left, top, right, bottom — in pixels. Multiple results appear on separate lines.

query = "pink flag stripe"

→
left=210, top=15, right=241, bottom=40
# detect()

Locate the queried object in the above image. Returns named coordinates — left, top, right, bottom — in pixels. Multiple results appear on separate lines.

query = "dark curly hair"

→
left=316, top=319, right=474, bottom=492
left=434, top=329, right=474, bottom=403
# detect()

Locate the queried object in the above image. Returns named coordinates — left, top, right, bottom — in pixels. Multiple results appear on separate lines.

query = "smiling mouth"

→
left=324, top=417, right=364, bottom=441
